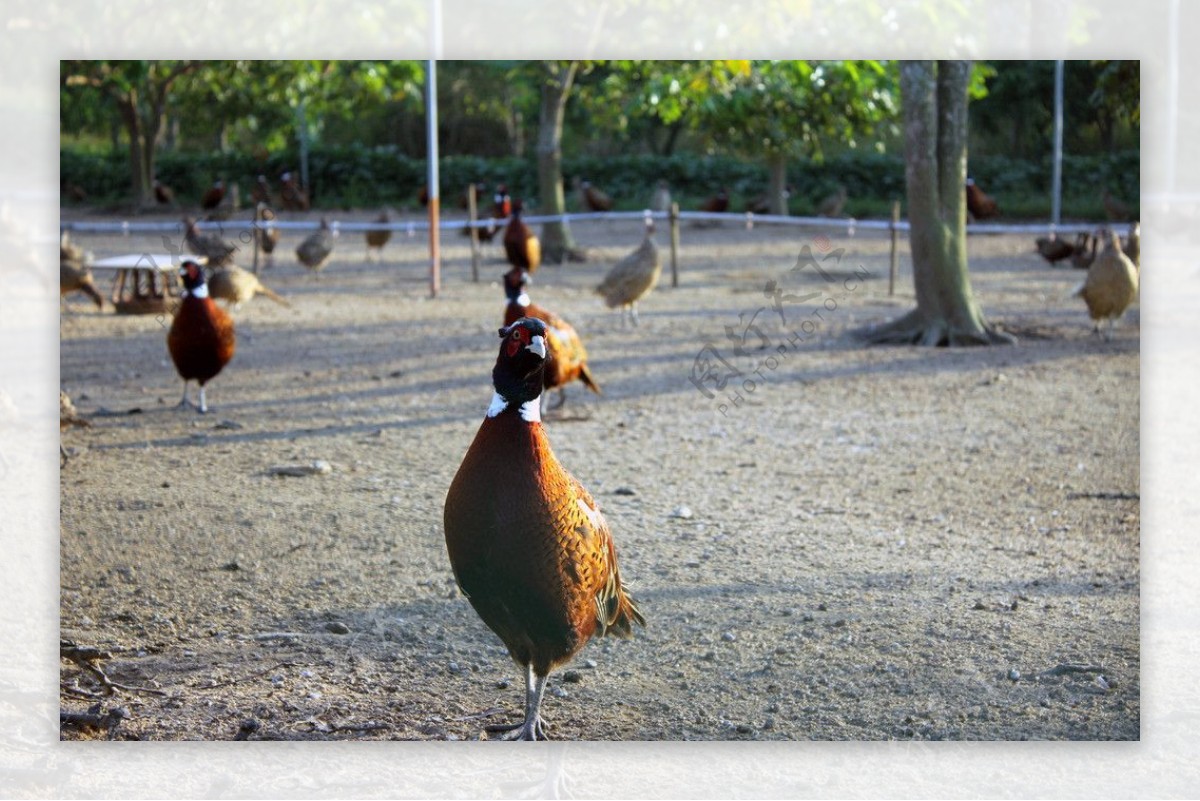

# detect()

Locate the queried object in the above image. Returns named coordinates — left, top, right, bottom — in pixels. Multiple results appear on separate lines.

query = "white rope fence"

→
left=59, top=211, right=1110, bottom=238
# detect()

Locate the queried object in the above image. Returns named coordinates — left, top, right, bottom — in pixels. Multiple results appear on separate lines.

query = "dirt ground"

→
left=57, top=209, right=1139, bottom=741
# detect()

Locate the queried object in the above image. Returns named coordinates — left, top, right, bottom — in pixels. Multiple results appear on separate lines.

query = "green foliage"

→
left=61, top=145, right=1139, bottom=220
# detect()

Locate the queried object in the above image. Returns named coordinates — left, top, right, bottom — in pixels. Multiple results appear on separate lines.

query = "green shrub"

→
left=60, top=145, right=1140, bottom=219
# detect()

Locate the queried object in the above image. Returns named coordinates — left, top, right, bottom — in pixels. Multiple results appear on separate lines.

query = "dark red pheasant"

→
left=443, top=318, right=643, bottom=740
left=503, top=199, right=541, bottom=273
left=965, top=178, right=999, bottom=220
left=503, top=267, right=599, bottom=409
left=200, top=179, right=226, bottom=211
left=699, top=188, right=729, bottom=214
left=167, top=261, right=236, bottom=413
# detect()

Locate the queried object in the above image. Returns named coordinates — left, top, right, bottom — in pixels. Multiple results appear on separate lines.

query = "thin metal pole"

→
left=467, top=183, right=480, bottom=282
left=669, top=202, right=680, bottom=288
left=1051, top=60, right=1064, bottom=225
left=889, top=200, right=900, bottom=296
left=252, top=202, right=261, bottom=274
left=296, top=101, right=310, bottom=198
left=426, top=60, right=440, bottom=298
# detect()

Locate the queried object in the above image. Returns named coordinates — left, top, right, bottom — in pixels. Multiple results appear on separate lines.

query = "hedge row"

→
left=61, top=146, right=1140, bottom=215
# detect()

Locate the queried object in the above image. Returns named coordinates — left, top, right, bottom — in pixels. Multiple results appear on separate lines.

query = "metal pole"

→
left=669, top=202, right=680, bottom=288
left=889, top=200, right=900, bottom=296
left=296, top=101, right=310, bottom=198
left=467, top=183, right=480, bottom=282
left=426, top=60, right=440, bottom=298
left=252, top=203, right=259, bottom=274
left=1051, top=60, right=1064, bottom=225
left=1167, top=0, right=1180, bottom=192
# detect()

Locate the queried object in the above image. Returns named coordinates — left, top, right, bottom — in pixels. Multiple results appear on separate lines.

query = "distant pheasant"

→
left=443, top=318, right=643, bottom=740
left=1072, top=229, right=1139, bottom=341
left=207, top=264, right=290, bottom=309
left=365, top=209, right=393, bottom=262
left=503, top=200, right=541, bottom=274
left=60, top=232, right=103, bottom=310
left=183, top=217, right=237, bottom=266
left=296, top=218, right=335, bottom=273
left=595, top=218, right=662, bottom=327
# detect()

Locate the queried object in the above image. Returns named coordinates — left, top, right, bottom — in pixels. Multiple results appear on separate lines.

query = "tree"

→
left=712, top=61, right=897, bottom=214
left=535, top=60, right=581, bottom=263
left=62, top=60, right=203, bottom=206
left=860, top=61, right=1012, bottom=347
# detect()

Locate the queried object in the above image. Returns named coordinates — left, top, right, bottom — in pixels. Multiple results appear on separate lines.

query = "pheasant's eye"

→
left=512, top=328, right=524, bottom=341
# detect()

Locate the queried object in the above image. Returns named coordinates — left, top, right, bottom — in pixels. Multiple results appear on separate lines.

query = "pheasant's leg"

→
left=177, top=380, right=192, bottom=409
left=630, top=303, right=640, bottom=327
left=197, top=385, right=209, bottom=414
left=486, top=663, right=550, bottom=741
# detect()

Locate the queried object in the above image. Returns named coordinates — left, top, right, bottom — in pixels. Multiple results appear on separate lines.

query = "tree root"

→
left=855, top=310, right=1016, bottom=347
left=60, top=639, right=165, bottom=697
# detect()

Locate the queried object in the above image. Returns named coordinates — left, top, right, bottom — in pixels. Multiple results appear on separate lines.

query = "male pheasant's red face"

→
left=179, top=261, right=205, bottom=291
left=503, top=320, right=546, bottom=360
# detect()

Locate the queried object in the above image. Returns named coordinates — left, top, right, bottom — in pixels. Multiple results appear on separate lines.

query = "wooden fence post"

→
left=889, top=200, right=900, bottom=296
left=467, top=183, right=480, bottom=283
left=669, top=202, right=680, bottom=288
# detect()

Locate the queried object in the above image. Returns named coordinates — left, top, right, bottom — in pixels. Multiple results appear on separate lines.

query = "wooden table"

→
left=89, top=254, right=204, bottom=315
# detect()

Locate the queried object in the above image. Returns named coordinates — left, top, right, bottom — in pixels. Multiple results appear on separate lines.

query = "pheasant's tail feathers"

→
left=594, top=560, right=645, bottom=639
left=594, top=583, right=645, bottom=639
left=578, top=364, right=601, bottom=395
left=80, top=279, right=104, bottom=309
left=260, top=285, right=291, bottom=308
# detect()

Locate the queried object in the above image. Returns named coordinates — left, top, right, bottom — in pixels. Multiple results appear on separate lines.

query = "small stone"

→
left=671, top=505, right=694, bottom=519
left=1008, top=669, right=1021, bottom=681
left=584, top=659, right=598, bottom=669
left=701, top=650, right=716, bottom=661
left=613, top=487, right=638, bottom=496
left=736, top=723, right=754, bottom=734
left=551, top=687, right=569, bottom=698
left=562, top=670, right=583, bottom=683
left=213, top=420, right=243, bottom=430
left=972, top=600, right=987, bottom=610
left=496, top=678, right=511, bottom=689
left=447, top=661, right=462, bottom=674
left=325, top=621, right=351, bottom=635
left=721, top=632, right=736, bottom=642
left=1095, top=675, right=1110, bottom=691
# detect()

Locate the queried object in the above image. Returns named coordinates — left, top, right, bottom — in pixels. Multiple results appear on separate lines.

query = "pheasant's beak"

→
left=527, top=335, right=547, bottom=359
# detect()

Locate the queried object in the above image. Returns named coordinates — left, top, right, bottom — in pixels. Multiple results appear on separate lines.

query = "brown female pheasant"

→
left=503, top=268, right=600, bottom=409
left=443, top=318, right=643, bottom=740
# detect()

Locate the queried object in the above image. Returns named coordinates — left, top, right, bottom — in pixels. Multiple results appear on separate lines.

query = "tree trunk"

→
left=767, top=152, right=789, bottom=216
left=117, top=95, right=152, bottom=206
left=536, top=61, right=579, bottom=264
left=661, top=120, right=684, bottom=157
left=860, top=60, right=1012, bottom=347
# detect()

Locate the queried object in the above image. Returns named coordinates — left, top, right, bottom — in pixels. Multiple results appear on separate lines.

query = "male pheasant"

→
left=167, top=261, right=236, bottom=413
left=503, top=200, right=541, bottom=274
left=443, top=318, right=643, bottom=740
left=503, top=268, right=600, bottom=409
